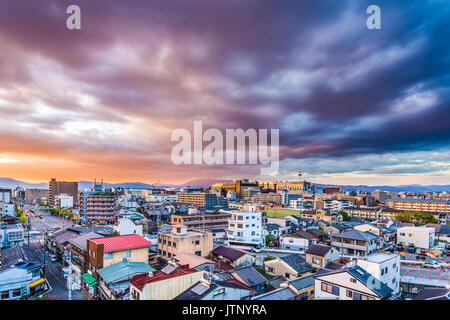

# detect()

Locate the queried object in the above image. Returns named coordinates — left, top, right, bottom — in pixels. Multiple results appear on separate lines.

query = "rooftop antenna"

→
left=297, top=170, right=302, bottom=182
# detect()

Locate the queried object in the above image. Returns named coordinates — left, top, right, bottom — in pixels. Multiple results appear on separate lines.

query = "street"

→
left=25, top=205, right=86, bottom=300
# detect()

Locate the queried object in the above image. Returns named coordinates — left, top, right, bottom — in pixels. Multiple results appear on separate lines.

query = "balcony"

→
left=331, top=241, right=367, bottom=251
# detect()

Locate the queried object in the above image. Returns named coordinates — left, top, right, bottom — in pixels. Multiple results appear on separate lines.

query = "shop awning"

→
left=29, top=278, right=46, bottom=288
left=81, top=273, right=97, bottom=287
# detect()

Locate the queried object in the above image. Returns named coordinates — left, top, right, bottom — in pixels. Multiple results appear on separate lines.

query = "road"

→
left=400, top=264, right=450, bottom=282
left=24, top=206, right=86, bottom=300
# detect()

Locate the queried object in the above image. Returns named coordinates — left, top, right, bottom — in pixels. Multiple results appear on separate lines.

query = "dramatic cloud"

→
left=0, top=0, right=448, bottom=184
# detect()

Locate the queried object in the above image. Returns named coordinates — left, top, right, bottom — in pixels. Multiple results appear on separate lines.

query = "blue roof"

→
left=252, top=287, right=296, bottom=300
left=348, top=266, right=393, bottom=298
left=333, top=229, right=378, bottom=241
left=97, top=262, right=155, bottom=284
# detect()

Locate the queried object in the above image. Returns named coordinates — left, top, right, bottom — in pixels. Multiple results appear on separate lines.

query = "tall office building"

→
left=49, top=178, right=78, bottom=207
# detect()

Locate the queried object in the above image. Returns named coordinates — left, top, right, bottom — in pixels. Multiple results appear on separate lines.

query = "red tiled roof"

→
left=226, top=279, right=257, bottom=295
left=130, top=264, right=200, bottom=291
left=89, top=234, right=151, bottom=252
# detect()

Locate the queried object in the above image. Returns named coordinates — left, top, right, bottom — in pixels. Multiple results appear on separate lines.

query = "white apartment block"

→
left=0, top=189, right=11, bottom=204
left=114, top=218, right=143, bottom=236
left=225, top=207, right=263, bottom=247
left=396, top=226, right=435, bottom=249
left=55, top=194, right=74, bottom=209
left=0, top=203, right=15, bottom=217
left=357, top=253, right=400, bottom=295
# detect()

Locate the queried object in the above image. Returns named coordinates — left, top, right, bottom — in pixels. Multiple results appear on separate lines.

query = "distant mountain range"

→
left=0, top=177, right=448, bottom=193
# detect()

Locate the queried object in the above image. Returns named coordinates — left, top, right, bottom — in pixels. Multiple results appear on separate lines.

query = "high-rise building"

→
left=49, top=178, right=78, bottom=208
left=79, top=181, right=117, bottom=224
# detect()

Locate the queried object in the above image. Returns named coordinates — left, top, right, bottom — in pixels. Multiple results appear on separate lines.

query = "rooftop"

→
left=212, top=246, right=248, bottom=261
left=233, top=266, right=267, bottom=286
left=98, top=261, right=155, bottom=284
left=252, top=287, right=296, bottom=300
left=305, top=244, right=332, bottom=257
left=366, top=252, right=398, bottom=263
left=130, top=264, right=200, bottom=291
left=279, top=254, right=313, bottom=274
left=89, top=234, right=151, bottom=252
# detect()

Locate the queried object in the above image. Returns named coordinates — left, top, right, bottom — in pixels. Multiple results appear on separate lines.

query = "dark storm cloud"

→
left=0, top=0, right=448, bottom=182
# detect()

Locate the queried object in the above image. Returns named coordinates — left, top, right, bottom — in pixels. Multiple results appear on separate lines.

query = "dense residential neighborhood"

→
left=0, top=178, right=449, bottom=301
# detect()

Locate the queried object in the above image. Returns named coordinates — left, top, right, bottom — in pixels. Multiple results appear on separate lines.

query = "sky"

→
left=0, top=0, right=449, bottom=185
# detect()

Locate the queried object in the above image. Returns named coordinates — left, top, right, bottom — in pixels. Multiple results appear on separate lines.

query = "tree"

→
left=110, top=231, right=120, bottom=236
left=339, top=210, right=351, bottom=221
left=19, top=213, right=27, bottom=223
left=395, top=211, right=438, bottom=225
left=265, top=234, right=276, bottom=246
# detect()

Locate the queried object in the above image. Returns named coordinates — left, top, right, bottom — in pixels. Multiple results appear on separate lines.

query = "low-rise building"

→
left=158, top=225, right=213, bottom=260
left=357, top=253, right=400, bottom=296
left=86, top=234, right=151, bottom=280
left=231, top=266, right=268, bottom=295
left=211, top=246, right=255, bottom=268
left=97, top=261, right=155, bottom=300
left=264, top=254, right=313, bottom=280
left=174, top=279, right=253, bottom=300
left=279, top=273, right=315, bottom=300
left=396, top=226, right=435, bottom=249
left=130, top=264, right=204, bottom=300
left=305, top=244, right=340, bottom=269
left=314, top=265, right=393, bottom=300
left=331, top=229, right=378, bottom=258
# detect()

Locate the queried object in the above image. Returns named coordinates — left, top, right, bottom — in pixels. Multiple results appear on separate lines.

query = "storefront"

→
left=81, top=273, right=97, bottom=299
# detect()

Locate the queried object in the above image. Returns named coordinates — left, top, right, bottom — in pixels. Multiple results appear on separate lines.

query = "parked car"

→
left=418, top=249, right=427, bottom=255
left=396, top=244, right=404, bottom=251
left=407, top=246, right=416, bottom=253
left=416, top=255, right=426, bottom=260
left=424, top=261, right=440, bottom=269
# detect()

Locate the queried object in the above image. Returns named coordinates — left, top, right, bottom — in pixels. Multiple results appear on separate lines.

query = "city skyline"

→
left=0, top=1, right=449, bottom=185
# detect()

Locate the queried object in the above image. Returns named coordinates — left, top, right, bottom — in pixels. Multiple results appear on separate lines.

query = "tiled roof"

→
left=287, top=273, right=315, bottom=291
left=280, top=254, right=313, bottom=274
left=212, top=246, right=247, bottom=261
left=69, top=231, right=103, bottom=251
left=130, top=264, right=200, bottom=291
left=225, top=279, right=257, bottom=295
left=332, top=229, right=378, bottom=241
left=252, top=287, right=296, bottom=300
left=234, top=266, right=267, bottom=286
left=174, top=254, right=214, bottom=269
left=0, top=246, right=41, bottom=271
left=89, top=234, right=151, bottom=252
left=306, top=244, right=332, bottom=257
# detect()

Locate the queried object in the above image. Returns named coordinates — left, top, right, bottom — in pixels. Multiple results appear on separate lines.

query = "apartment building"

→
left=0, top=224, right=24, bottom=248
left=250, top=193, right=282, bottom=205
left=0, top=189, right=11, bottom=203
left=79, top=191, right=117, bottom=224
left=49, top=178, right=78, bottom=208
left=0, top=203, right=15, bottom=217
left=386, top=198, right=450, bottom=213
left=170, top=212, right=232, bottom=231
left=225, top=208, right=263, bottom=247
left=396, top=226, right=435, bottom=249
left=177, top=192, right=218, bottom=210
left=55, top=194, right=74, bottom=209
left=157, top=225, right=213, bottom=259
left=24, top=188, right=48, bottom=204
left=357, top=253, right=400, bottom=295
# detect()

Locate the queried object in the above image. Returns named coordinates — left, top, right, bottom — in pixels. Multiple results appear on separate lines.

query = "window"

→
left=251, top=231, right=255, bottom=236
left=268, top=267, right=274, bottom=273
left=12, top=289, right=21, bottom=297
left=32, top=271, right=40, bottom=277
left=285, top=273, right=290, bottom=279
left=173, top=242, right=176, bottom=248
left=346, top=290, right=353, bottom=298
left=168, top=252, right=172, bottom=258
left=105, top=252, right=113, bottom=259
left=321, top=282, right=332, bottom=293
left=1, top=291, right=9, bottom=300
left=350, top=278, right=357, bottom=283
left=168, top=241, right=172, bottom=247
left=195, top=251, right=201, bottom=256
left=353, top=292, right=361, bottom=300
left=213, top=288, right=225, bottom=296
left=300, top=292, right=308, bottom=300
left=312, top=258, right=321, bottom=265
left=123, top=251, right=131, bottom=260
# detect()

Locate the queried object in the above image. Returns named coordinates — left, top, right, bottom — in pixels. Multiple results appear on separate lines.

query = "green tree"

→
left=339, top=210, right=351, bottom=221
left=110, top=231, right=120, bottom=236
left=265, top=234, right=276, bottom=245
left=19, top=213, right=27, bottom=223
left=395, top=211, right=438, bottom=225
